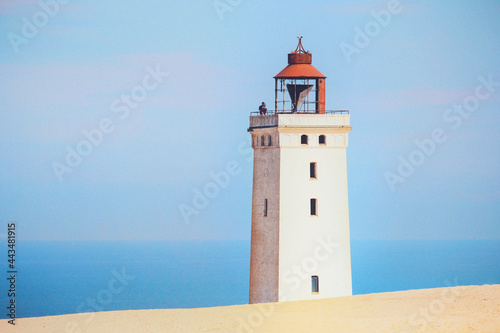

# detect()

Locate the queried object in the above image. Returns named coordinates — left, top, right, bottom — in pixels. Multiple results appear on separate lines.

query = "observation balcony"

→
left=248, top=110, right=350, bottom=131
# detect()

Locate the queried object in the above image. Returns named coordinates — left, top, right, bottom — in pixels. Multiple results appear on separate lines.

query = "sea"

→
left=1, top=240, right=499, bottom=319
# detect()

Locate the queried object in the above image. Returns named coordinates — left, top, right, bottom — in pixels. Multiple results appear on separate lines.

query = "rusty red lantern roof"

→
left=274, top=37, right=326, bottom=79
left=274, top=64, right=326, bottom=79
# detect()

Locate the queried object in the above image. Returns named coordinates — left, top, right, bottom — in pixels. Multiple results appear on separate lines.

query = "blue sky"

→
left=0, top=0, right=499, bottom=241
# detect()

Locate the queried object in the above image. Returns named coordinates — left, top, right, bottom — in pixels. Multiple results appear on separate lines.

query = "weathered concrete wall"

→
left=249, top=128, right=280, bottom=304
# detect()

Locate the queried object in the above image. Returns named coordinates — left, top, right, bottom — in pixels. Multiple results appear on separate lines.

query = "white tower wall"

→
left=249, top=114, right=352, bottom=303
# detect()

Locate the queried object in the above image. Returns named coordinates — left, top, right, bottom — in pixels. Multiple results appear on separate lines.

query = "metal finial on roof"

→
left=292, top=36, right=308, bottom=54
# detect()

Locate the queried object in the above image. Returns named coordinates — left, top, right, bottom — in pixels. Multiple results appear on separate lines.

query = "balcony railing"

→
left=250, top=110, right=349, bottom=116
left=248, top=111, right=350, bottom=130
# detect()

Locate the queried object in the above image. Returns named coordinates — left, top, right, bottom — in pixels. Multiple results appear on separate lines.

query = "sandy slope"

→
left=1, top=285, right=499, bottom=333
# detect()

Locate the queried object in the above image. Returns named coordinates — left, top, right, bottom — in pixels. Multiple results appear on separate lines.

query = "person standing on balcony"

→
left=259, top=102, right=267, bottom=115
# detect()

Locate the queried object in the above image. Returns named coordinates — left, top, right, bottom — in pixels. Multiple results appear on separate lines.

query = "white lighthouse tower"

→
left=248, top=38, right=352, bottom=304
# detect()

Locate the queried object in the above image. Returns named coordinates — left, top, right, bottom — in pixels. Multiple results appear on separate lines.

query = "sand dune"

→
left=2, top=285, right=499, bottom=332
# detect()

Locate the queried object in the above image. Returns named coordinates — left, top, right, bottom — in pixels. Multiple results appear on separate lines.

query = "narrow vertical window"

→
left=261, top=135, right=265, bottom=146
left=312, top=276, right=319, bottom=293
left=264, top=199, right=268, bottom=217
left=310, top=198, right=317, bottom=216
left=268, top=136, right=272, bottom=146
left=301, top=134, right=308, bottom=145
left=310, top=162, right=317, bottom=179
left=319, top=135, right=326, bottom=145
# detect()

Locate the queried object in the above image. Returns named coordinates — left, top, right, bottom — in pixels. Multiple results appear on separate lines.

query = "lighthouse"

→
left=248, top=37, right=352, bottom=304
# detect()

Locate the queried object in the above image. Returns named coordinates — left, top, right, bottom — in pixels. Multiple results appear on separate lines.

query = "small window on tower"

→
left=268, top=136, right=272, bottom=146
left=310, top=162, right=317, bottom=179
left=301, top=135, right=308, bottom=145
left=319, top=135, right=326, bottom=145
left=264, top=199, right=268, bottom=217
left=312, top=276, right=319, bottom=293
left=310, top=198, right=317, bottom=216
left=261, top=135, right=265, bottom=146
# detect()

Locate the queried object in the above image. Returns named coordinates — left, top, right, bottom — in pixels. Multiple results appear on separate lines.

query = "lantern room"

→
left=274, top=37, right=326, bottom=114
